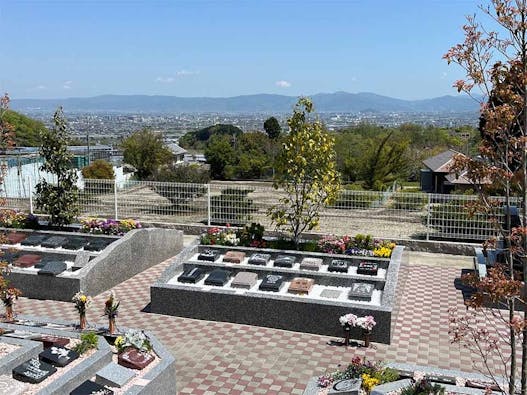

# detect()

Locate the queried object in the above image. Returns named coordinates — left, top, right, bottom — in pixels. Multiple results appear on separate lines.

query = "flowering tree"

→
left=444, top=1, right=527, bottom=393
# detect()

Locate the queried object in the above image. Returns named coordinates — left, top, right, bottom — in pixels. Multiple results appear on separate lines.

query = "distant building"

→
left=183, top=153, right=207, bottom=164
left=166, top=143, right=187, bottom=163
left=420, top=149, right=474, bottom=194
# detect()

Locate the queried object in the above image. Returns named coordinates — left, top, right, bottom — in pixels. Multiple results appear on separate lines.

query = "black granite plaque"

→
left=84, top=239, right=113, bottom=252
left=197, top=249, right=219, bottom=262
left=259, top=274, right=284, bottom=292
left=204, top=269, right=231, bottom=286
left=71, top=380, right=114, bottom=395
left=38, top=261, right=68, bottom=276
left=12, top=358, right=57, bottom=383
left=41, top=236, right=67, bottom=249
left=331, top=378, right=362, bottom=394
left=348, top=282, right=375, bottom=301
left=62, top=237, right=90, bottom=250
left=328, top=259, right=349, bottom=273
left=273, top=255, right=296, bottom=268
left=20, top=234, right=46, bottom=247
left=178, top=266, right=206, bottom=284
left=357, top=261, right=378, bottom=276
left=39, top=346, right=79, bottom=367
left=248, top=253, right=271, bottom=265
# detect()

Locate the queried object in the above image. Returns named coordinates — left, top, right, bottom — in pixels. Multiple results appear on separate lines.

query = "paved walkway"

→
left=13, top=245, right=495, bottom=395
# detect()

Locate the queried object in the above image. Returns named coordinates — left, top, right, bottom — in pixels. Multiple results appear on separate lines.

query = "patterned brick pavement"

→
left=12, top=251, right=499, bottom=394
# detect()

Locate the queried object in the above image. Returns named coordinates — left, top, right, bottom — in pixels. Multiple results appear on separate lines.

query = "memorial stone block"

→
left=0, top=374, right=28, bottom=395
left=231, top=271, right=258, bottom=289
left=328, top=259, right=349, bottom=273
left=39, top=346, right=79, bottom=367
left=299, top=257, right=322, bottom=271
left=197, top=249, right=219, bottom=262
left=41, top=236, right=67, bottom=249
left=259, top=274, right=284, bottom=292
left=248, top=253, right=270, bottom=265
left=62, top=237, right=90, bottom=250
left=357, top=261, right=379, bottom=276
left=12, top=358, right=56, bottom=384
left=348, top=282, right=375, bottom=302
left=118, top=348, right=155, bottom=370
left=38, top=261, right=67, bottom=276
left=84, top=239, right=113, bottom=252
left=222, top=250, right=246, bottom=264
left=288, top=277, right=315, bottom=295
left=328, top=378, right=362, bottom=395
left=71, top=380, right=114, bottom=395
left=204, top=269, right=231, bottom=286
left=20, top=235, right=46, bottom=247
left=3, top=332, right=38, bottom=340
left=35, top=335, right=69, bottom=349
left=6, top=233, right=26, bottom=245
left=178, top=267, right=206, bottom=284
left=273, top=255, right=296, bottom=268
left=95, top=363, right=135, bottom=388
left=13, top=254, right=41, bottom=268
left=72, top=252, right=91, bottom=271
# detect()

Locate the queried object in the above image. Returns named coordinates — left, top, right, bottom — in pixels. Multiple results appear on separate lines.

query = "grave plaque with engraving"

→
left=288, top=277, right=315, bottom=295
left=348, top=282, right=375, bottom=302
left=328, top=259, right=349, bottom=273
left=62, top=237, right=90, bottom=250
left=259, top=274, right=284, bottom=292
left=84, top=239, right=113, bottom=252
left=35, top=335, right=70, bottom=349
left=273, top=255, right=296, bottom=268
left=320, top=289, right=342, bottom=299
left=39, top=346, right=79, bottom=367
left=71, top=380, right=114, bottom=395
left=38, top=261, right=67, bottom=276
left=6, top=233, right=26, bottom=245
left=222, top=251, right=246, bottom=264
left=231, top=271, right=258, bottom=289
left=204, top=269, right=231, bottom=286
left=118, top=348, right=155, bottom=370
left=20, top=235, right=46, bottom=247
left=197, top=249, right=219, bottom=262
left=12, top=358, right=57, bottom=384
left=41, top=236, right=67, bottom=249
left=357, top=261, right=378, bottom=276
left=13, top=254, right=41, bottom=268
left=329, top=378, right=362, bottom=395
left=178, top=267, right=206, bottom=284
left=299, top=257, right=322, bottom=271
left=248, top=253, right=271, bottom=265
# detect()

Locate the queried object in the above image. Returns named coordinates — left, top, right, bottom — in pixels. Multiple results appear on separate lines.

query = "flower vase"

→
left=343, top=324, right=351, bottom=347
left=108, top=317, right=116, bottom=334
left=79, top=314, right=87, bottom=330
left=5, top=305, right=13, bottom=322
left=363, top=330, right=371, bottom=348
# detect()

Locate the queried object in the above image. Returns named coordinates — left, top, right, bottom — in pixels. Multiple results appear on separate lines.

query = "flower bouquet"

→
left=104, top=290, right=120, bottom=334
left=72, top=291, right=92, bottom=329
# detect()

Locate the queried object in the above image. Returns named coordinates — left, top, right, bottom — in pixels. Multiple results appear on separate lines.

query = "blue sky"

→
left=1, top=0, right=482, bottom=100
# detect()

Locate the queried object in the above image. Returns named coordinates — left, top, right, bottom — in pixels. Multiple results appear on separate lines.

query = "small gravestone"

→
left=222, top=251, right=246, bottom=264
left=348, top=282, right=375, bottom=302
left=13, top=254, right=41, bottom=268
left=299, top=257, right=322, bottom=271
left=118, top=349, right=155, bottom=370
left=357, top=261, right=379, bottom=276
left=204, top=269, right=231, bottom=286
left=288, top=277, right=314, bottom=295
left=248, top=253, right=270, bottom=265
left=328, top=259, right=349, bottom=273
left=178, top=267, right=206, bottom=284
left=3, top=331, right=38, bottom=340
left=231, top=271, right=258, bottom=289
left=72, top=252, right=91, bottom=271
left=20, top=234, right=46, bottom=247
left=38, top=261, right=67, bottom=276
left=329, top=378, right=362, bottom=395
left=84, top=239, right=113, bottom=252
left=320, top=289, right=342, bottom=299
left=95, top=363, right=135, bottom=388
left=41, top=236, right=67, bottom=249
left=0, top=374, right=28, bottom=395
left=259, top=274, right=284, bottom=292
left=6, top=233, right=26, bottom=245
left=35, top=335, right=69, bottom=349
left=273, top=255, right=296, bottom=268
left=12, top=358, right=57, bottom=384
left=39, top=346, right=79, bottom=367
left=197, top=249, right=219, bottom=262
left=71, top=380, right=114, bottom=395
left=62, top=237, right=90, bottom=250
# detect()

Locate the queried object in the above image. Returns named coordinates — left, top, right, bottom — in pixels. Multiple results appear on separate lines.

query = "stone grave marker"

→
left=320, top=289, right=342, bottom=299
left=34, top=335, right=69, bottom=349
left=72, top=252, right=91, bottom=271
left=231, top=271, right=258, bottom=289
left=71, top=380, right=114, bottom=395
left=3, top=331, right=38, bottom=340
left=95, top=363, right=135, bottom=388
left=62, top=237, right=90, bottom=250
left=357, top=261, right=379, bottom=276
left=84, top=239, right=113, bottom=252
left=273, top=255, right=296, bottom=268
left=41, top=236, right=67, bottom=249
left=39, top=346, right=79, bottom=367
left=299, top=257, right=322, bottom=271
left=197, top=249, right=219, bottom=262
left=6, top=233, right=26, bottom=245
left=328, top=378, right=362, bottom=395
left=288, top=277, right=315, bottom=295
left=38, top=261, right=67, bottom=276
left=0, top=374, right=28, bottom=395
left=204, top=269, right=231, bottom=286
left=222, top=251, right=246, bottom=264
left=178, top=267, right=206, bottom=284
left=259, top=274, right=284, bottom=292
left=13, top=254, right=41, bottom=268
left=328, top=259, right=349, bottom=273
left=248, top=253, right=271, bottom=265
left=348, top=282, right=375, bottom=302
left=118, top=348, right=155, bottom=370
left=12, top=358, right=57, bottom=384
left=20, top=234, right=46, bottom=247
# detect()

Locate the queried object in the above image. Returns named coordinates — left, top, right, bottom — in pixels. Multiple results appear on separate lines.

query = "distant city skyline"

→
left=2, top=0, right=483, bottom=100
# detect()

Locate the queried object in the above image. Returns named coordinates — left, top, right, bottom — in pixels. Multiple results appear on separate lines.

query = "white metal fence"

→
left=0, top=178, right=512, bottom=241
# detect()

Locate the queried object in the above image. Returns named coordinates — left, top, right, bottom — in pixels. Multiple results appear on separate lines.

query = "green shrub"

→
left=390, top=192, right=428, bottom=210
left=210, top=188, right=256, bottom=226
left=81, top=160, right=115, bottom=180
left=73, top=331, right=99, bottom=355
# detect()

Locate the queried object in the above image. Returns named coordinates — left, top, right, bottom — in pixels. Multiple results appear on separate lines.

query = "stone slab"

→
left=259, top=274, right=284, bottom=292
left=13, top=254, right=41, bottom=268
left=328, top=259, right=349, bottom=273
left=39, top=346, right=79, bottom=367
left=231, top=271, right=258, bottom=289
left=197, top=249, right=219, bottom=262
left=41, top=236, right=67, bottom=249
left=248, top=253, right=270, bottom=265
left=204, top=269, right=231, bottom=286
left=320, top=289, right=342, bottom=299
left=72, top=251, right=91, bottom=271
left=288, top=277, right=315, bottom=295
left=178, top=266, right=206, bottom=284
left=222, top=250, right=246, bottom=264
left=6, top=233, right=26, bottom=245
left=61, top=237, right=90, bottom=251
left=328, top=378, right=362, bottom=395
left=12, top=357, right=56, bottom=383
left=84, top=239, right=113, bottom=252
left=95, top=363, right=135, bottom=388
left=118, top=348, right=155, bottom=370
left=34, top=334, right=69, bottom=348
left=299, top=257, right=322, bottom=271
left=0, top=374, right=28, bottom=395
left=357, top=261, right=378, bottom=276
left=348, top=282, right=374, bottom=302
left=71, top=380, right=114, bottom=395
left=20, top=235, right=46, bottom=247
left=273, top=255, right=296, bottom=268
left=37, top=261, right=67, bottom=276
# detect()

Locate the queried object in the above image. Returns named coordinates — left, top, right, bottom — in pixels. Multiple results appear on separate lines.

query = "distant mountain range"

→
left=11, top=92, right=479, bottom=113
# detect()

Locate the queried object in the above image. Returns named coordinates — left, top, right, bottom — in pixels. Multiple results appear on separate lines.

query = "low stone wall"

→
left=151, top=244, right=404, bottom=344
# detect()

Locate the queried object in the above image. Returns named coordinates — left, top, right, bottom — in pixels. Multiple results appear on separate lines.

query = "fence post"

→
left=426, top=193, right=432, bottom=241
left=207, top=184, right=211, bottom=226
left=114, top=179, right=118, bottom=220
left=28, top=177, right=34, bottom=214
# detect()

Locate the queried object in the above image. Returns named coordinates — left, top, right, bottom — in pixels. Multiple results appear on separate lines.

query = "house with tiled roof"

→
left=420, top=149, right=473, bottom=193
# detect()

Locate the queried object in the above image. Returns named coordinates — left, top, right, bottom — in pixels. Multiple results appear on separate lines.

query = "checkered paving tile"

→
left=12, top=252, right=506, bottom=394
